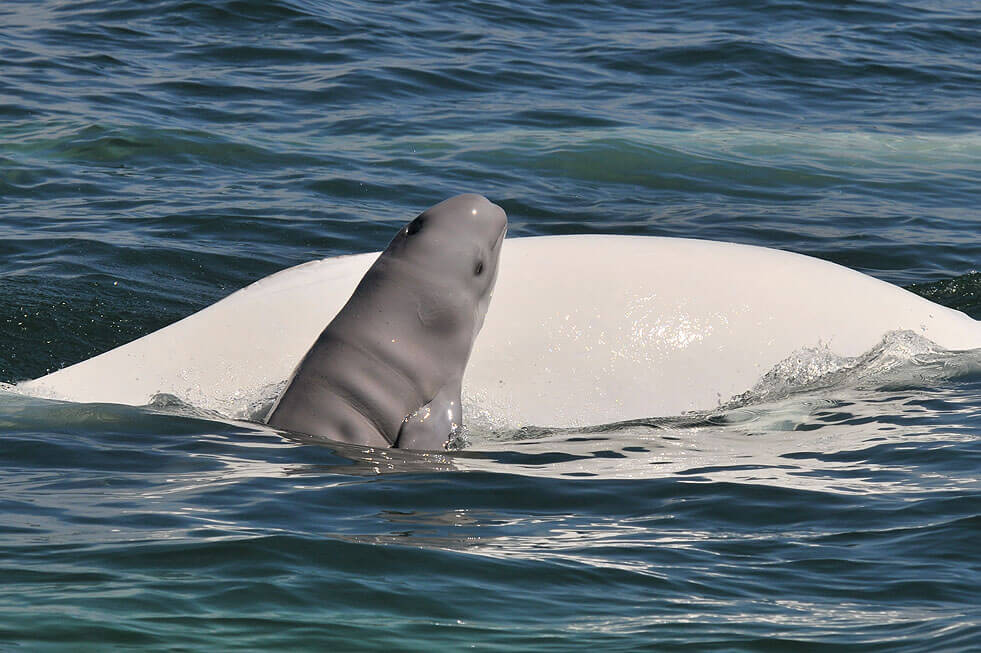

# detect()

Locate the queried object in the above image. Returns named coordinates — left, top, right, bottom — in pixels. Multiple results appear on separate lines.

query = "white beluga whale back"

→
left=17, top=198, right=981, bottom=442
left=470, top=236, right=979, bottom=427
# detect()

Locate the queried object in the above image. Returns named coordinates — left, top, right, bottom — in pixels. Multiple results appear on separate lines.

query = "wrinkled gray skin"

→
left=266, top=194, right=507, bottom=449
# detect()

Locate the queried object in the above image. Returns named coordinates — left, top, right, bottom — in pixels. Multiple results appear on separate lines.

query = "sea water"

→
left=1, top=1, right=979, bottom=650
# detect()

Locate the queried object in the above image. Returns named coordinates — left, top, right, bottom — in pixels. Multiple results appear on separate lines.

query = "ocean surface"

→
left=2, top=0, right=980, bottom=650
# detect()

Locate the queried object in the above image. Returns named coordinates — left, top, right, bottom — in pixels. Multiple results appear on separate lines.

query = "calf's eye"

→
left=406, top=217, right=425, bottom=235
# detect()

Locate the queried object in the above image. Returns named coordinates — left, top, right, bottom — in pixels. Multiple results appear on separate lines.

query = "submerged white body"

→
left=19, top=235, right=981, bottom=428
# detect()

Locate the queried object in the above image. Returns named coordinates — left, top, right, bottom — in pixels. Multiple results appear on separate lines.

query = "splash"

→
left=725, top=329, right=978, bottom=409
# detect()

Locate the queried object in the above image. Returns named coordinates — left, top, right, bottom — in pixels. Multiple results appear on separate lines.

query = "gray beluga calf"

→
left=266, top=193, right=508, bottom=449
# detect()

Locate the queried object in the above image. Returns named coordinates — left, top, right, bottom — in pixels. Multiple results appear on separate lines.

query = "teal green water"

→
left=1, top=1, right=980, bottom=650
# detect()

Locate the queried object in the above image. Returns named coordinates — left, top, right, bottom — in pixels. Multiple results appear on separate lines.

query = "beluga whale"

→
left=266, top=193, right=507, bottom=449
left=16, top=195, right=981, bottom=445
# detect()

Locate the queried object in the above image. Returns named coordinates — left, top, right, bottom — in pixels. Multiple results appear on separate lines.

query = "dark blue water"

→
left=2, top=1, right=980, bottom=650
